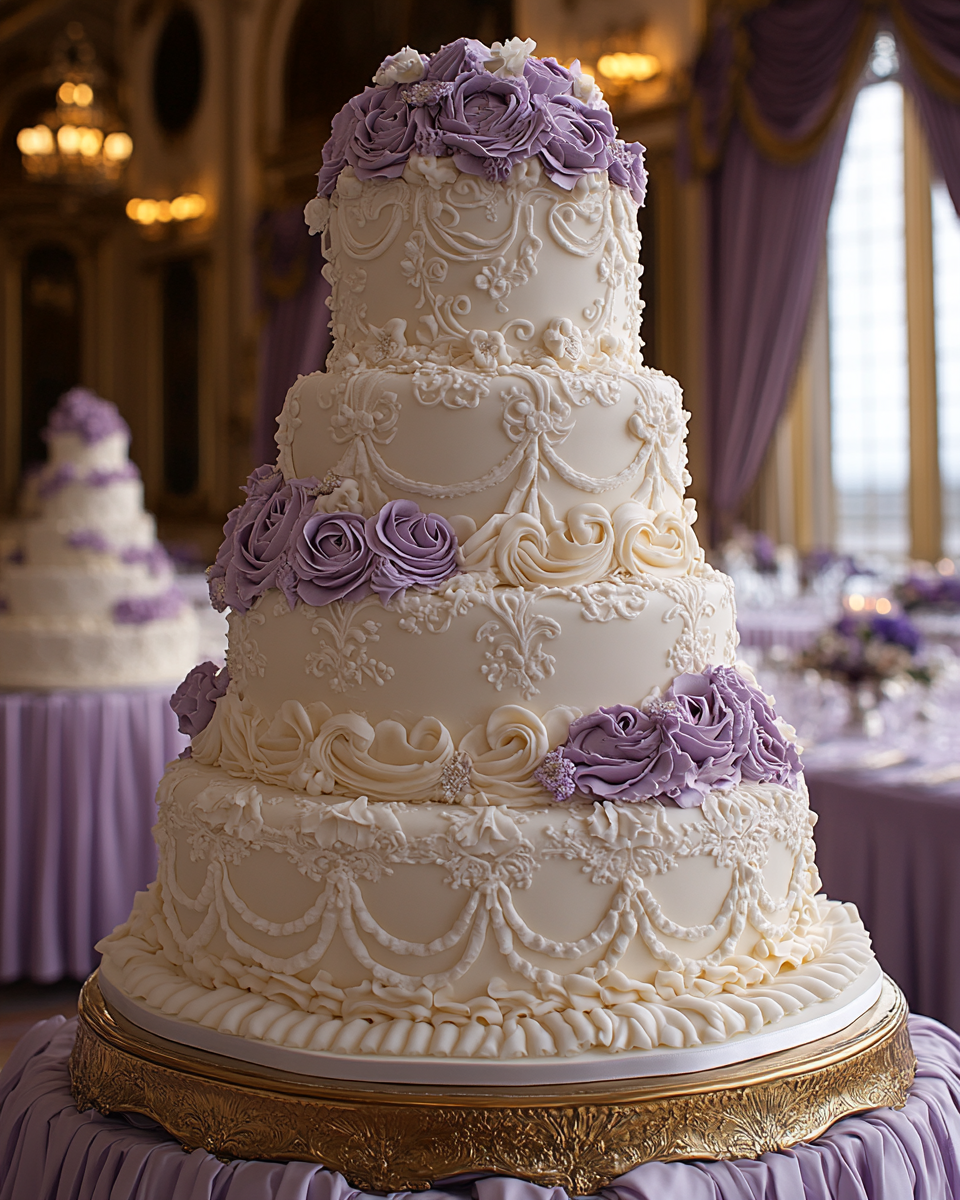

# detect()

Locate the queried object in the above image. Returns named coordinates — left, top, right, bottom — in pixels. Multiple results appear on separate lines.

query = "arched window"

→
left=162, top=259, right=200, bottom=496
left=20, top=244, right=81, bottom=469
left=153, top=7, right=204, bottom=135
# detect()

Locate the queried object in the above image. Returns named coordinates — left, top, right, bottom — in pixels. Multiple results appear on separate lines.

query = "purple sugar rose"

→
left=538, top=96, right=616, bottom=190
left=207, top=463, right=286, bottom=610
left=170, top=661, right=230, bottom=738
left=658, top=671, right=745, bottom=802
left=344, top=84, right=429, bottom=182
left=365, top=499, right=459, bottom=603
left=422, top=37, right=491, bottom=83
left=113, top=587, right=185, bottom=625
left=224, top=476, right=319, bottom=613
left=563, top=704, right=689, bottom=805
left=697, top=666, right=801, bottom=791
left=317, top=100, right=354, bottom=195
left=607, top=139, right=648, bottom=206
left=43, top=388, right=130, bottom=444
left=437, top=73, right=551, bottom=181
left=523, top=56, right=576, bottom=101
left=121, top=544, right=172, bottom=575
left=293, top=510, right=375, bottom=606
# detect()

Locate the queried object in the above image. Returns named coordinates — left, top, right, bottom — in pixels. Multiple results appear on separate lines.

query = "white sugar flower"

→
left=569, top=59, right=607, bottom=108
left=304, top=196, right=330, bottom=236
left=466, top=329, right=512, bottom=370
left=402, top=154, right=459, bottom=189
left=486, top=37, right=537, bottom=78
left=543, top=317, right=584, bottom=367
left=373, top=46, right=426, bottom=86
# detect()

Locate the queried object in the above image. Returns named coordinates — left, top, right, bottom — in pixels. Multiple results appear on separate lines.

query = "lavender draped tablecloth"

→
left=1, top=1014, right=960, bottom=1199
left=0, top=688, right=187, bottom=983
left=807, top=765, right=960, bottom=1032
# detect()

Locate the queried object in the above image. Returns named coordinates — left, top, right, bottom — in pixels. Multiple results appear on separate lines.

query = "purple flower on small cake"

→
left=42, top=387, right=130, bottom=445
left=86, top=463, right=140, bottom=487
left=541, top=666, right=801, bottom=808
left=113, top=586, right=185, bottom=625
left=209, top=465, right=461, bottom=614
left=170, top=660, right=230, bottom=737
left=313, top=37, right=647, bottom=203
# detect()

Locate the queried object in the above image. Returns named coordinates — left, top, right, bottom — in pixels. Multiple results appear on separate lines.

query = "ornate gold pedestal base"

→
left=70, top=972, right=915, bottom=1193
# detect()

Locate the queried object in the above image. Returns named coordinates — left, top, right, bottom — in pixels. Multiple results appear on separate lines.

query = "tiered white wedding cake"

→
left=0, top=389, right=199, bottom=688
left=99, top=38, right=878, bottom=1084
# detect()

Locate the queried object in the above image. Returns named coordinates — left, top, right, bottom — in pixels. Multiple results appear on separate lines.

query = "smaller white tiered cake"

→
left=0, top=389, right=199, bottom=688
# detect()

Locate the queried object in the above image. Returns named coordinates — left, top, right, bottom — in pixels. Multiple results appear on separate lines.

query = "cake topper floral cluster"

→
left=314, top=37, right=647, bottom=203
left=42, top=387, right=130, bottom=445
left=207, top=463, right=460, bottom=615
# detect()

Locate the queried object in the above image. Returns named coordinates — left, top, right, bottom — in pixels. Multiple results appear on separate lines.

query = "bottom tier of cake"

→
left=97, top=759, right=876, bottom=1081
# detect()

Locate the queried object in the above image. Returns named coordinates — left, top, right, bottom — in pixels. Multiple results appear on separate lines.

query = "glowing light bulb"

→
left=78, top=127, right=103, bottom=157
left=103, top=132, right=133, bottom=162
left=848, top=594, right=865, bottom=612
left=57, top=125, right=80, bottom=154
left=17, top=125, right=55, bottom=156
left=155, top=200, right=173, bottom=222
left=597, top=52, right=661, bottom=84
left=937, top=557, right=956, bottom=576
left=58, top=82, right=75, bottom=105
left=73, top=83, right=93, bottom=107
left=135, top=199, right=158, bottom=224
left=875, top=597, right=892, bottom=615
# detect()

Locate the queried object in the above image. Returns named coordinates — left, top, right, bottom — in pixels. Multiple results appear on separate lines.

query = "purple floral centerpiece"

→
left=799, top=613, right=930, bottom=685
left=542, top=666, right=800, bottom=808
left=315, top=37, right=646, bottom=203
left=897, top=571, right=960, bottom=612
left=42, top=388, right=130, bottom=445
left=170, top=661, right=230, bottom=738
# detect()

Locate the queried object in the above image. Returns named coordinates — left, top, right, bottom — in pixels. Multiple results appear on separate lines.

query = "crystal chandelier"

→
left=16, top=24, right=132, bottom=187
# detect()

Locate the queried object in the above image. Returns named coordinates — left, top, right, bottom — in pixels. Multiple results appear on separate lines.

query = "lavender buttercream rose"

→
left=423, top=37, right=490, bottom=83
left=207, top=463, right=286, bottom=611
left=607, top=139, right=648, bottom=205
left=437, top=73, right=551, bottom=181
left=170, top=661, right=230, bottom=738
left=699, top=666, right=801, bottom=790
left=224, top=476, right=318, bottom=613
left=562, top=704, right=689, bottom=804
left=316, top=101, right=354, bottom=195
left=658, top=670, right=746, bottom=802
left=293, top=510, right=375, bottom=606
left=523, top=56, right=576, bottom=101
left=343, top=84, right=432, bottom=182
left=538, top=96, right=616, bottom=189
left=366, top=499, right=459, bottom=603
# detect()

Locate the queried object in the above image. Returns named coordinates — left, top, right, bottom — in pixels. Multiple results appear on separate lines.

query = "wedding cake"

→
left=98, top=38, right=879, bottom=1085
left=0, top=389, right=199, bottom=689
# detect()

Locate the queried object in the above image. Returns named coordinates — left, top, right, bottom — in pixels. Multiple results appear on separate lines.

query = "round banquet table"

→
left=0, top=687, right=187, bottom=983
left=806, top=758, right=960, bottom=1033
left=2, top=1014, right=960, bottom=1200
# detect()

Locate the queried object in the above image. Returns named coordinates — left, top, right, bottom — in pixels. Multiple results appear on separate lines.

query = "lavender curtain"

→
left=690, top=0, right=960, bottom=542
left=253, top=208, right=332, bottom=468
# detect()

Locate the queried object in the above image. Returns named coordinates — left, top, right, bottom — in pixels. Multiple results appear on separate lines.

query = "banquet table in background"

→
left=0, top=687, right=187, bottom=983
left=806, top=762, right=960, bottom=1032
left=736, top=601, right=831, bottom=653
left=2, top=1014, right=960, bottom=1200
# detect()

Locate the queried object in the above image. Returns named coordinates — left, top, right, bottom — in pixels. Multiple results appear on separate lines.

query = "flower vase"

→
left=844, top=682, right=883, bottom=739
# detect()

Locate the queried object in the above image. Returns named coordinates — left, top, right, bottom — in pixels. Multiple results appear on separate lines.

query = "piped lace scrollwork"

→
left=97, top=764, right=873, bottom=1060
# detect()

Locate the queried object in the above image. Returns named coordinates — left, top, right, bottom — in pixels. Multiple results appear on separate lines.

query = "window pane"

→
left=933, top=181, right=960, bottom=556
left=828, top=80, right=909, bottom=557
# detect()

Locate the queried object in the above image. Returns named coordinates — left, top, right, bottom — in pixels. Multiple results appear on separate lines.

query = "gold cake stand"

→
left=70, top=972, right=915, bottom=1193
